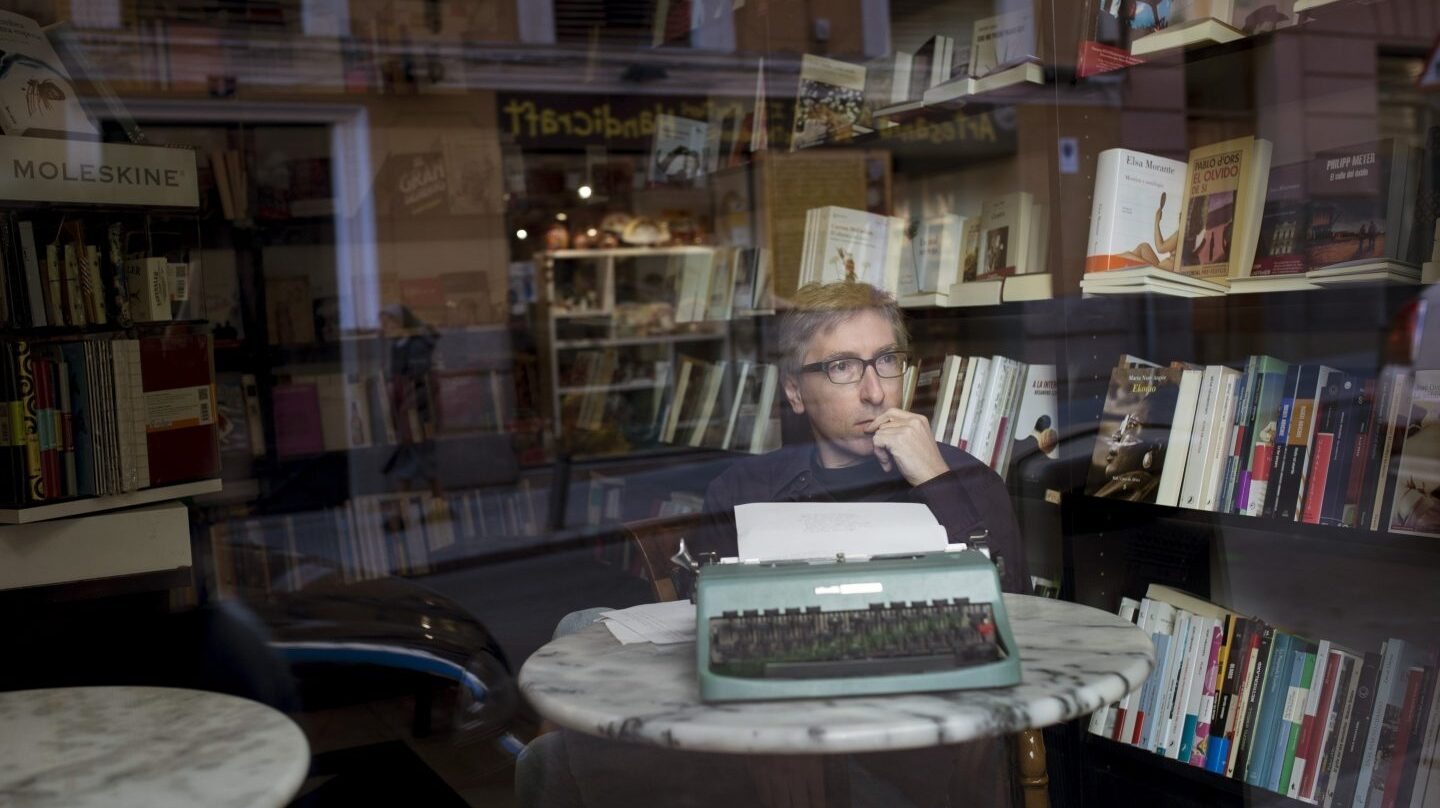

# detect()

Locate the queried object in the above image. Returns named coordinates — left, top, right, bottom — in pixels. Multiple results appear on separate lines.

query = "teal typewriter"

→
left=694, top=549, right=1021, bottom=702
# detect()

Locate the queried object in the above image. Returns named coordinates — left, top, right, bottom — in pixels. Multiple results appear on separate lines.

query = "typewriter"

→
left=694, top=549, right=1021, bottom=702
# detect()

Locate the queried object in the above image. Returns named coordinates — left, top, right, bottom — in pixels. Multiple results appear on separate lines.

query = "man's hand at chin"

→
left=864, top=408, right=950, bottom=486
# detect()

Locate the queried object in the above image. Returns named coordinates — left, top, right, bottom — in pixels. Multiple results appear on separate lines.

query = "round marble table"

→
left=521, top=593, right=1154, bottom=755
left=0, top=686, right=310, bottom=808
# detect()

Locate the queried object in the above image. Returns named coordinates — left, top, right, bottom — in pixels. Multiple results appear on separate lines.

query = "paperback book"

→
left=1304, top=139, right=1420, bottom=271
left=0, top=9, right=97, bottom=137
left=1177, top=136, right=1273, bottom=285
left=1387, top=369, right=1440, bottom=538
left=791, top=54, right=869, bottom=151
left=1086, top=366, right=1187, bottom=503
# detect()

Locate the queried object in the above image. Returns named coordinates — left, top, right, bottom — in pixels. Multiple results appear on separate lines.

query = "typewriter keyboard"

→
left=707, top=600, right=1004, bottom=679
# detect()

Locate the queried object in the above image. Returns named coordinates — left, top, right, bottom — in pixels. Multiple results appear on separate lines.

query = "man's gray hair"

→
left=777, top=282, right=910, bottom=376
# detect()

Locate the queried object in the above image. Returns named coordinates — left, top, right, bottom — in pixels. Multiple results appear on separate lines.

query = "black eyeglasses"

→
left=799, top=351, right=910, bottom=384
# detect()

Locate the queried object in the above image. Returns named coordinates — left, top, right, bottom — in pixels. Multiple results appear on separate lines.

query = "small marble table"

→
left=521, top=594, right=1154, bottom=754
left=0, top=686, right=310, bottom=808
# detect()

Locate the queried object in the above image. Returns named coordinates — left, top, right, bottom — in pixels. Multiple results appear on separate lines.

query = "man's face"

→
left=783, top=310, right=902, bottom=469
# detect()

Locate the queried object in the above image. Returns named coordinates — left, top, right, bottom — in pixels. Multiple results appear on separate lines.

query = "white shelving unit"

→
left=537, top=247, right=732, bottom=444
left=0, top=132, right=213, bottom=594
left=0, top=479, right=223, bottom=525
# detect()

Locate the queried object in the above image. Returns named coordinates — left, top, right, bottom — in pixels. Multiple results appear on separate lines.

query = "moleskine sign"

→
left=1, top=135, right=199, bottom=207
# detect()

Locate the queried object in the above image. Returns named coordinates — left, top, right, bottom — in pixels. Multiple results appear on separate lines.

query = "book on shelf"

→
left=265, top=276, right=318, bottom=345
left=904, top=214, right=964, bottom=297
left=1180, top=365, right=1243, bottom=512
left=0, top=330, right=221, bottom=507
left=974, top=192, right=1035, bottom=281
left=1086, top=148, right=1189, bottom=278
left=1008, top=363, right=1059, bottom=478
left=730, top=247, right=775, bottom=316
left=271, top=380, right=324, bottom=458
left=915, top=354, right=961, bottom=440
left=1077, top=0, right=1147, bottom=77
left=0, top=9, right=98, bottom=137
left=720, top=361, right=756, bottom=452
left=1154, top=367, right=1203, bottom=507
left=1177, top=135, right=1274, bottom=287
left=703, top=248, right=737, bottom=322
left=1304, top=140, right=1423, bottom=283
left=687, top=360, right=728, bottom=448
left=138, top=330, right=219, bottom=488
left=1255, top=362, right=1312, bottom=521
left=1086, top=366, right=1189, bottom=503
left=668, top=250, right=714, bottom=324
left=908, top=35, right=954, bottom=103
left=649, top=113, right=708, bottom=183
left=863, top=52, right=913, bottom=116
left=1386, top=370, right=1440, bottom=538
left=800, top=206, right=906, bottom=294
left=949, top=356, right=990, bottom=451
left=969, top=8, right=1038, bottom=79
left=790, top=54, right=870, bottom=151
left=1091, top=587, right=1439, bottom=807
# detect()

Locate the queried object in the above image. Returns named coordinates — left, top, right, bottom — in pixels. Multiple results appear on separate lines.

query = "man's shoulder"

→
left=935, top=442, right=1005, bottom=483
left=708, top=444, right=810, bottom=502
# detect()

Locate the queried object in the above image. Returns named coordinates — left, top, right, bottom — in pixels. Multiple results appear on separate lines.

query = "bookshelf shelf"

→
left=558, top=379, right=660, bottom=394
left=555, top=333, right=727, bottom=349
left=0, top=479, right=223, bottom=525
left=1083, top=734, right=1308, bottom=808
left=1067, top=495, right=1440, bottom=562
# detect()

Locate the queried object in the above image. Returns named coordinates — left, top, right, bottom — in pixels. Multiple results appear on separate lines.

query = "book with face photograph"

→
left=1086, top=366, right=1187, bottom=503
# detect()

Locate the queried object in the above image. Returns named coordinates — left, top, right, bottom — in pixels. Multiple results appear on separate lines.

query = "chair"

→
left=622, top=515, right=1051, bottom=808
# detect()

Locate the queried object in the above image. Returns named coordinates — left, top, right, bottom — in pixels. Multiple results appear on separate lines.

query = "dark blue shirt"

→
left=692, top=441, right=1029, bottom=594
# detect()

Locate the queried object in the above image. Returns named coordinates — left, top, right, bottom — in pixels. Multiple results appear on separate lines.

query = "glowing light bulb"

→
left=577, top=185, right=593, bottom=200
left=516, top=229, right=528, bottom=240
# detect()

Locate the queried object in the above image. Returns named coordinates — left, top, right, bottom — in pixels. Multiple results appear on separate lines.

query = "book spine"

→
left=1279, top=645, right=1318, bottom=796
left=1380, top=668, right=1427, bottom=808
left=1229, top=622, right=1268, bottom=778
left=1296, top=645, right=1337, bottom=801
left=1318, top=654, right=1361, bottom=807
left=1359, top=370, right=1401, bottom=530
left=1209, top=617, right=1252, bottom=773
left=1337, top=651, right=1386, bottom=808
left=1321, top=381, right=1368, bottom=527
left=1262, top=364, right=1303, bottom=518
left=1158, top=612, right=1196, bottom=756
left=17, top=222, right=47, bottom=327
left=1275, top=365, right=1322, bottom=521
left=1218, top=358, right=1255, bottom=514
left=1242, top=628, right=1285, bottom=786
left=1394, top=666, right=1437, bottom=808
left=1302, top=432, right=1335, bottom=524
left=1372, top=372, right=1414, bottom=531
left=1189, top=617, right=1226, bottom=766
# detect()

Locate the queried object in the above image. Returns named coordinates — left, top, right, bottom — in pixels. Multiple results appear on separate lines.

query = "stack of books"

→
left=1085, top=356, right=1440, bottom=538
left=910, top=354, right=1058, bottom=479
left=1083, top=139, right=1427, bottom=298
left=1092, top=584, right=1440, bottom=808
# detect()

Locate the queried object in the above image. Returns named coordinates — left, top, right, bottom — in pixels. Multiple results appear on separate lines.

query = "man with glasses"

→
left=520, top=282, right=1023, bottom=808
left=693, top=280, right=1027, bottom=596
